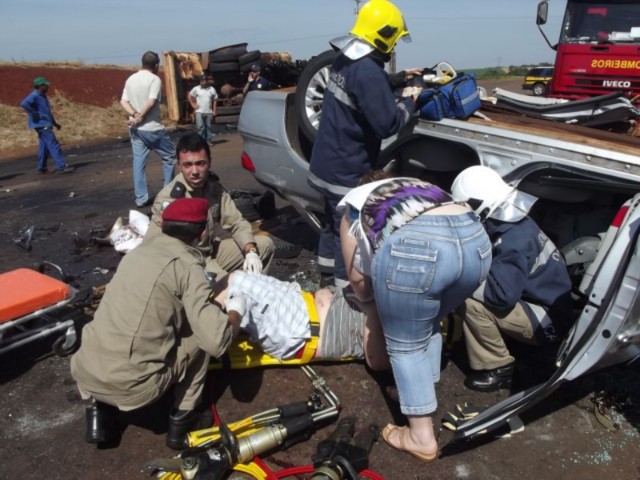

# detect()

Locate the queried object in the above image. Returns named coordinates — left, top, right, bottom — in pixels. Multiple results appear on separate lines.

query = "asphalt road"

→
left=0, top=128, right=639, bottom=480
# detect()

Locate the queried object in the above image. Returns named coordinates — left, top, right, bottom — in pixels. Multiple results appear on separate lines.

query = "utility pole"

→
left=390, top=52, right=397, bottom=74
left=353, top=0, right=362, bottom=15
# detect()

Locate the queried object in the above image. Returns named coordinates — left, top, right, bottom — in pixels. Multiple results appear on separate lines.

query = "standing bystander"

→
left=120, top=51, right=176, bottom=208
left=189, top=75, right=218, bottom=144
left=19, top=77, right=74, bottom=174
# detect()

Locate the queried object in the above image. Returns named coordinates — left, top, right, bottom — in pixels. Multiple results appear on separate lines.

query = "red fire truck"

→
left=537, top=0, right=640, bottom=101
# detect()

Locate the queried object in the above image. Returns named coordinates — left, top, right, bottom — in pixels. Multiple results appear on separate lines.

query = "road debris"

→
left=14, top=225, right=35, bottom=250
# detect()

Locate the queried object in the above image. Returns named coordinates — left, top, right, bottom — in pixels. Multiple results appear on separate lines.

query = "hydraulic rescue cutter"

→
left=143, top=366, right=341, bottom=480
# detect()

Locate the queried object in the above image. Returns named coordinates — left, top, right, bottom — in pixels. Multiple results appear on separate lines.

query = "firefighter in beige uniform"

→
left=71, top=198, right=243, bottom=450
left=148, top=132, right=274, bottom=280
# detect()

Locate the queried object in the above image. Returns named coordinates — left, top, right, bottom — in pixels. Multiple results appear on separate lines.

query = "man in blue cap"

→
left=242, top=64, right=274, bottom=95
left=19, top=76, right=74, bottom=174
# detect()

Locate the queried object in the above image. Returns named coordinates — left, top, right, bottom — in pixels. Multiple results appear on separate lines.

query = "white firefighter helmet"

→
left=451, top=165, right=537, bottom=222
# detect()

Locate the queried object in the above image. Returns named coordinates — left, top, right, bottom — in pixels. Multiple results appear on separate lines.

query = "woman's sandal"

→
left=381, top=424, right=439, bottom=463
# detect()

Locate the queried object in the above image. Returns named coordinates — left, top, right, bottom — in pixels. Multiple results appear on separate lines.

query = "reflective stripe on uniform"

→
left=308, top=172, right=352, bottom=196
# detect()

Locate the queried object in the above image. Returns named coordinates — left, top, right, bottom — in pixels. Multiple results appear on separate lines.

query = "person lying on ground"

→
left=210, top=270, right=387, bottom=368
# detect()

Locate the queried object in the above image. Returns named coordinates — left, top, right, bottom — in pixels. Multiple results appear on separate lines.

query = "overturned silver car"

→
left=238, top=51, right=640, bottom=443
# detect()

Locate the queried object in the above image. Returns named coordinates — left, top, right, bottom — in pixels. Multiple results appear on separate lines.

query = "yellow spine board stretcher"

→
left=208, top=292, right=464, bottom=370
left=209, top=291, right=356, bottom=370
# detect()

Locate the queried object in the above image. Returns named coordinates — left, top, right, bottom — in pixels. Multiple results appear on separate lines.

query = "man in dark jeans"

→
left=19, top=76, right=74, bottom=174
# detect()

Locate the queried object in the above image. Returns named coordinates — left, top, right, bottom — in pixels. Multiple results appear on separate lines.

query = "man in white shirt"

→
left=120, top=51, right=176, bottom=208
left=189, top=75, right=218, bottom=144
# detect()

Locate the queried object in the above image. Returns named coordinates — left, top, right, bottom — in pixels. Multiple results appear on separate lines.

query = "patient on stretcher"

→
left=212, top=271, right=372, bottom=362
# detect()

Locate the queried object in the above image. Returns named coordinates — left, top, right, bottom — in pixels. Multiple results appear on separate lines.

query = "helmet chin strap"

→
left=370, top=49, right=391, bottom=64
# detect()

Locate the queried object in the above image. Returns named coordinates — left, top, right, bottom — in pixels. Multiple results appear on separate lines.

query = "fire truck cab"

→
left=537, top=0, right=640, bottom=101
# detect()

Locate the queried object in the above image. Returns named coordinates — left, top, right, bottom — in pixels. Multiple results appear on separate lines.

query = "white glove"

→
left=242, top=251, right=263, bottom=273
left=401, top=85, right=422, bottom=100
left=226, top=293, right=246, bottom=317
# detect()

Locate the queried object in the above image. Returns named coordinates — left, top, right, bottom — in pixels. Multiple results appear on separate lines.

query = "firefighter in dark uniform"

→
left=71, top=198, right=244, bottom=449
left=308, top=0, right=418, bottom=287
left=451, top=166, right=573, bottom=392
left=149, top=132, right=274, bottom=281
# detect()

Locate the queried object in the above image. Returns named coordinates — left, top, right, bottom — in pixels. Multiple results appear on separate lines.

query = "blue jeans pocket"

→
left=478, top=240, right=492, bottom=281
left=386, top=239, right=437, bottom=294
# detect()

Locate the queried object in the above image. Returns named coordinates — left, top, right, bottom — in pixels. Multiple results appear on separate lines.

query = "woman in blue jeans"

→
left=339, top=175, right=491, bottom=462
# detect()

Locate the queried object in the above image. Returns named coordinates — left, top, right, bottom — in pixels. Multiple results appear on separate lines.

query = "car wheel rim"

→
left=303, top=66, right=331, bottom=130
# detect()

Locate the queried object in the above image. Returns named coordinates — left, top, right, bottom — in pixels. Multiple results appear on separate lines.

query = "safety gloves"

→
left=242, top=250, right=262, bottom=273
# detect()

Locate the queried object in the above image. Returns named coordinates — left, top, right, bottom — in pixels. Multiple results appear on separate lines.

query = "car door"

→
left=452, top=193, right=640, bottom=442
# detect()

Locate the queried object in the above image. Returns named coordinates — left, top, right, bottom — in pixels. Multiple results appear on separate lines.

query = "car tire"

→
left=532, top=83, right=547, bottom=96
left=294, top=49, right=338, bottom=142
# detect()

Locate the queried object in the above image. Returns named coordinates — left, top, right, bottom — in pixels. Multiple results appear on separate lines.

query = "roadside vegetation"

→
left=472, top=63, right=554, bottom=80
left=0, top=92, right=129, bottom=155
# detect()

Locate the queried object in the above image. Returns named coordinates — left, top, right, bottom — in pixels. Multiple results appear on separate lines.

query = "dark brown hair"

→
left=358, top=169, right=392, bottom=186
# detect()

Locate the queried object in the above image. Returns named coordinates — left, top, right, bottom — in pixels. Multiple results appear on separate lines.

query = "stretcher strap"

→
left=298, top=291, right=319, bottom=363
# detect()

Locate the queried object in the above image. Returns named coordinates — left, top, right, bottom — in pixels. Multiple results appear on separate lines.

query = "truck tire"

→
left=209, top=62, right=240, bottom=73
left=294, top=49, right=338, bottom=142
left=238, top=50, right=261, bottom=67
left=208, top=43, right=248, bottom=63
left=240, top=63, right=254, bottom=73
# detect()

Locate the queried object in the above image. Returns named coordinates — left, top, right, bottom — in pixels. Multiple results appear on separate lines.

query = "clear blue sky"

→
left=0, top=0, right=565, bottom=70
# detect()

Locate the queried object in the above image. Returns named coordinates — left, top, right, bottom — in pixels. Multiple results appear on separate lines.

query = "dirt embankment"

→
left=0, top=64, right=137, bottom=107
left=0, top=64, right=146, bottom=159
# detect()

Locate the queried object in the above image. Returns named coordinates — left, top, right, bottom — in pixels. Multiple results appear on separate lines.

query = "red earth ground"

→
left=1, top=68, right=639, bottom=480
left=0, top=64, right=137, bottom=108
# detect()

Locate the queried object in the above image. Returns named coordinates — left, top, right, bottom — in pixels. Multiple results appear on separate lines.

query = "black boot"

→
left=319, top=273, right=335, bottom=288
left=464, top=363, right=516, bottom=392
left=166, top=409, right=200, bottom=450
left=85, top=401, right=119, bottom=444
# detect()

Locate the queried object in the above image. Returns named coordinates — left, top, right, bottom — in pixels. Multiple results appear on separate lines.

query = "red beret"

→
left=162, top=198, right=209, bottom=223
